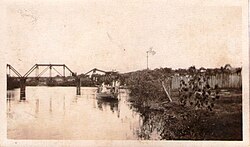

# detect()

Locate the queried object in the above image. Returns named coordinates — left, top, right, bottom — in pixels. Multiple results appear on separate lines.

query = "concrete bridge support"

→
left=76, top=77, right=81, bottom=95
left=20, top=78, right=26, bottom=101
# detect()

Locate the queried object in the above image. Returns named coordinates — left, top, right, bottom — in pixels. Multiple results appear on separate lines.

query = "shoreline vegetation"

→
left=7, top=65, right=242, bottom=140
left=121, top=66, right=242, bottom=140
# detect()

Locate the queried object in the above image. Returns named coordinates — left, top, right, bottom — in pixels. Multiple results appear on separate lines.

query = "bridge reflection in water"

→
left=7, top=87, right=163, bottom=140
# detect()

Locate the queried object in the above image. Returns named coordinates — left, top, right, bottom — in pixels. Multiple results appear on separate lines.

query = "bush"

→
left=178, top=74, right=220, bottom=111
left=124, top=70, right=167, bottom=106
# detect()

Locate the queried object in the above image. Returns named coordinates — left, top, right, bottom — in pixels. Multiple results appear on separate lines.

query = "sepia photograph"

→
left=0, top=0, right=249, bottom=146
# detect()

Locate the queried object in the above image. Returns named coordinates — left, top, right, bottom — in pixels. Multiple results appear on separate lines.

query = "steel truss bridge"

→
left=7, top=64, right=118, bottom=101
left=7, top=64, right=81, bottom=100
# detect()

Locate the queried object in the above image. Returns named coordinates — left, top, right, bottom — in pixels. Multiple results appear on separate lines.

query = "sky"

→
left=5, top=0, right=242, bottom=75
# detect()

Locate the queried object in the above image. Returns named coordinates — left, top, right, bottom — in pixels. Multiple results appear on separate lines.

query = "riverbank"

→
left=128, top=88, right=242, bottom=140
left=122, top=68, right=242, bottom=140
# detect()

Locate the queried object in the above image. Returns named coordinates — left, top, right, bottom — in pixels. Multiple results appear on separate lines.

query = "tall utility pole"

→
left=146, top=51, right=149, bottom=70
left=146, top=47, right=156, bottom=70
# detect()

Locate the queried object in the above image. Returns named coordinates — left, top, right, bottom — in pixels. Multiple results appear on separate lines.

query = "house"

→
left=54, top=77, right=64, bottom=82
left=199, top=67, right=206, bottom=73
left=224, top=64, right=232, bottom=70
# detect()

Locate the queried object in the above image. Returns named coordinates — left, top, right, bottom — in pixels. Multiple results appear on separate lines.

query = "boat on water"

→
left=96, top=92, right=118, bottom=100
left=96, top=81, right=120, bottom=100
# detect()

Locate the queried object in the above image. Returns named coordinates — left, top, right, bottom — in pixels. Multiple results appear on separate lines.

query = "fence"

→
left=170, top=72, right=242, bottom=90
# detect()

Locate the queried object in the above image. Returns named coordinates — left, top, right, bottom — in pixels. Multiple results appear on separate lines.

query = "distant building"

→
left=54, top=77, right=64, bottom=82
left=199, top=67, right=206, bottom=73
left=105, top=71, right=119, bottom=76
left=224, top=64, right=232, bottom=70
left=66, top=77, right=75, bottom=82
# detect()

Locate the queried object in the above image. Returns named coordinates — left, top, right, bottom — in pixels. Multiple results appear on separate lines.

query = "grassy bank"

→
left=133, top=92, right=242, bottom=140
left=121, top=69, right=242, bottom=140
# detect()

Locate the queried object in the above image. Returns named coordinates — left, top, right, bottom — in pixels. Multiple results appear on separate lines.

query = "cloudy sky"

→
left=5, top=0, right=242, bottom=74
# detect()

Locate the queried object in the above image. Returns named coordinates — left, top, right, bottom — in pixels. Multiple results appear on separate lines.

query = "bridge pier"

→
left=20, top=78, right=26, bottom=101
left=76, top=77, right=81, bottom=95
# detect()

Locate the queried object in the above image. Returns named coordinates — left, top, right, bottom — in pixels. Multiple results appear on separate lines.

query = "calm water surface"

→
left=7, top=86, right=160, bottom=140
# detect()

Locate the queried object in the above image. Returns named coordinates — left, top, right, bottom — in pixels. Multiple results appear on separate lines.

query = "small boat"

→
left=96, top=92, right=118, bottom=100
left=96, top=81, right=120, bottom=100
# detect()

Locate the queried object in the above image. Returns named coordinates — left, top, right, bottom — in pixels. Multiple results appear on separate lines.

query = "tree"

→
left=188, top=66, right=196, bottom=74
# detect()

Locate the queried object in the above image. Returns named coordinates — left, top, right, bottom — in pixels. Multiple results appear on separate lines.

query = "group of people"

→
left=98, top=80, right=120, bottom=93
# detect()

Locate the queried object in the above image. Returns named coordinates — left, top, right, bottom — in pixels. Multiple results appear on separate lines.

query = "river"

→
left=7, top=86, right=161, bottom=140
